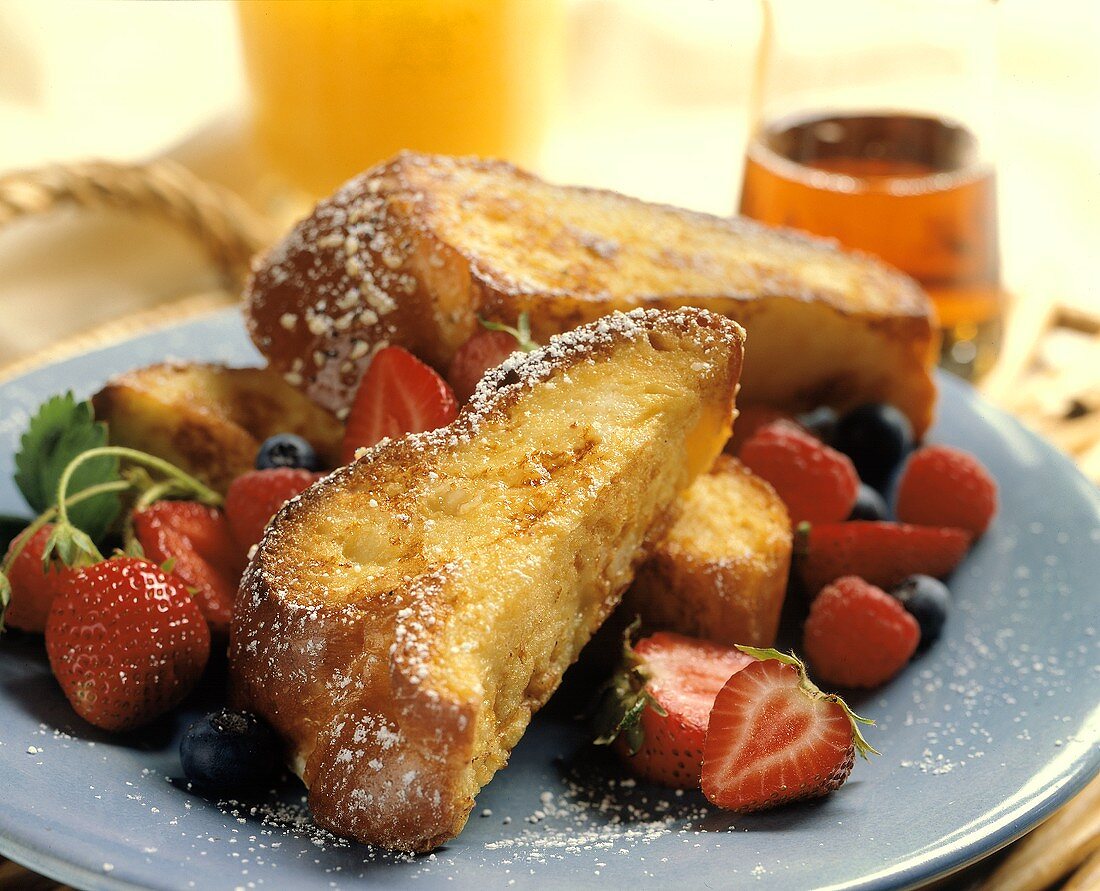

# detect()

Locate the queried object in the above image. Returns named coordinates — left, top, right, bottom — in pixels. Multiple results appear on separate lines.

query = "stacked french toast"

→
left=6, top=153, right=1001, bottom=854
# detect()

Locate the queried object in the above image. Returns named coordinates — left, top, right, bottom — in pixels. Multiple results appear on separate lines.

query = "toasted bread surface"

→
left=626, top=455, right=791, bottom=647
left=246, top=152, right=937, bottom=434
left=230, top=308, right=744, bottom=851
left=92, top=363, right=343, bottom=493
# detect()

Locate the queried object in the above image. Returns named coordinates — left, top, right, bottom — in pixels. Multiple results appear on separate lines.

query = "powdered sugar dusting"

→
left=245, top=167, right=412, bottom=412
left=229, top=305, right=743, bottom=852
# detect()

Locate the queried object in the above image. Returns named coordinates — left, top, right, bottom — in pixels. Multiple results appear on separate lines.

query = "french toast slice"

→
left=229, top=308, right=744, bottom=851
left=246, top=151, right=938, bottom=435
left=92, top=363, right=343, bottom=493
left=626, top=455, right=792, bottom=647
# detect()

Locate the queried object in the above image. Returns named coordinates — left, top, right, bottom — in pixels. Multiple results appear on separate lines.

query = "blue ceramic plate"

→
left=1, top=308, right=1098, bottom=891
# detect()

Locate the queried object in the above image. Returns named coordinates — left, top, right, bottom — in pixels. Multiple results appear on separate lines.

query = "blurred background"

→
left=0, top=0, right=1097, bottom=467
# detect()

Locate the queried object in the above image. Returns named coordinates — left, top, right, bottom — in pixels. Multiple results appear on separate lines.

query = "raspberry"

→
left=803, top=576, right=920, bottom=688
left=740, top=421, right=859, bottom=524
left=799, top=521, right=971, bottom=596
left=895, top=445, right=997, bottom=537
left=225, top=469, right=324, bottom=560
left=727, top=406, right=795, bottom=455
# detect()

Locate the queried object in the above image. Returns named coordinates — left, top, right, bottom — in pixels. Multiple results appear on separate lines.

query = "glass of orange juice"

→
left=236, top=0, right=564, bottom=202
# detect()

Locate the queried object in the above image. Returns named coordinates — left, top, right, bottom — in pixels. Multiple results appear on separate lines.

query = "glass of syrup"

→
left=738, top=0, right=1003, bottom=380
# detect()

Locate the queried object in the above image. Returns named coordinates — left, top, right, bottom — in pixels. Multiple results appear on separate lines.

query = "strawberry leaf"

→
left=591, top=618, right=665, bottom=753
left=42, top=523, right=101, bottom=570
left=479, top=313, right=539, bottom=352
left=13, top=394, right=120, bottom=541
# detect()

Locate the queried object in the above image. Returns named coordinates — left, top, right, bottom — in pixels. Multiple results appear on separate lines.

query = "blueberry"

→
left=849, top=483, right=889, bottom=521
left=891, top=575, right=950, bottom=647
left=833, top=403, right=913, bottom=490
left=180, top=709, right=279, bottom=792
left=255, top=433, right=318, bottom=471
left=796, top=406, right=839, bottom=443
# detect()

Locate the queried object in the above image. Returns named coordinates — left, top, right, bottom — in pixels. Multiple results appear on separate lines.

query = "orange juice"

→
left=237, top=0, right=563, bottom=198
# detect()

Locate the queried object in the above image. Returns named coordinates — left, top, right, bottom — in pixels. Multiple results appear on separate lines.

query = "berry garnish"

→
left=740, top=420, right=859, bottom=525
left=796, top=406, right=839, bottom=443
left=1, top=525, right=75, bottom=633
left=803, top=577, right=920, bottom=688
left=895, top=445, right=997, bottom=537
left=180, top=708, right=280, bottom=792
left=891, top=574, right=950, bottom=648
left=225, top=468, right=323, bottom=560
left=255, top=433, right=319, bottom=472
left=798, top=521, right=971, bottom=596
left=132, top=501, right=245, bottom=635
left=448, top=330, right=520, bottom=403
left=341, top=346, right=458, bottom=464
left=1, top=438, right=220, bottom=635
left=448, top=314, right=539, bottom=403
left=849, top=483, right=889, bottom=521
left=45, top=557, right=210, bottom=731
left=832, top=403, right=914, bottom=490
left=727, top=406, right=796, bottom=455
left=593, top=629, right=754, bottom=787
left=701, top=648, right=876, bottom=812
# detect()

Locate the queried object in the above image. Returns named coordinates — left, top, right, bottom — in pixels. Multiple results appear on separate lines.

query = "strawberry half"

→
left=702, top=648, right=876, bottom=812
left=341, top=346, right=458, bottom=464
left=45, top=557, right=210, bottom=731
left=594, top=630, right=755, bottom=787
left=798, top=521, right=972, bottom=596
left=132, top=501, right=246, bottom=636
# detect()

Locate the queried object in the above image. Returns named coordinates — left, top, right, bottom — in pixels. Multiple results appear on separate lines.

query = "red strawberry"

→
left=45, top=557, right=210, bottom=731
left=448, top=330, right=521, bottom=403
left=798, top=521, right=971, bottom=595
left=727, top=406, right=795, bottom=455
left=2, top=524, right=76, bottom=633
left=132, top=502, right=245, bottom=636
left=225, top=468, right=323, bottom=561
left=895, top=445, right=998, bottom=537
left=341, top=346, right=458, bottom=464
left=595, top=630, right=755, bottom=787
left=740, top=420, right=859, bottom=524
left=803, top=577, right=920, bottom=688
left=701, top=648, right=876, bottom=812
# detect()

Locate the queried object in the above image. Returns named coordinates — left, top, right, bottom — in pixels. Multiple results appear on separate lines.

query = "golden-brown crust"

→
left=245, top=151, right=937, bottom=434
left=230, top=308, right=744, bottom=851
left=625, top=455, right=792, bottom=647
left=91, top=363, right=343, bottom=493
